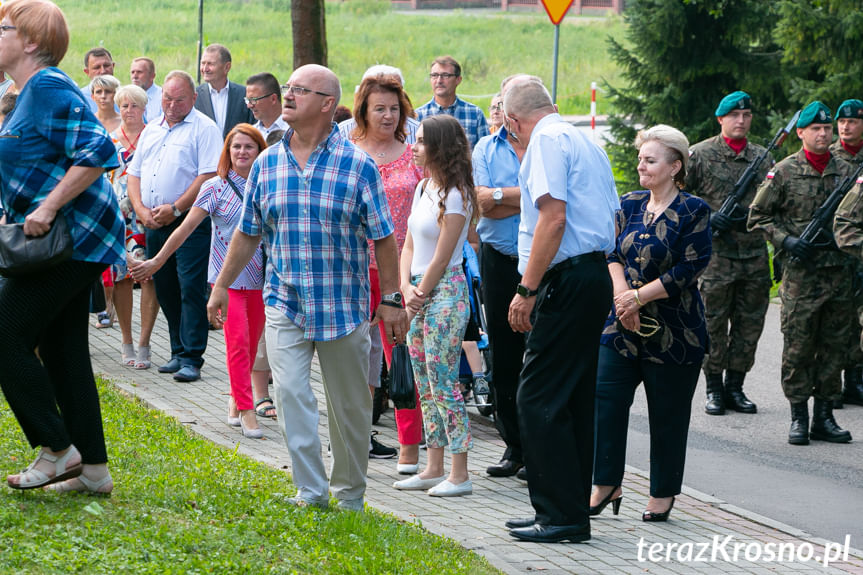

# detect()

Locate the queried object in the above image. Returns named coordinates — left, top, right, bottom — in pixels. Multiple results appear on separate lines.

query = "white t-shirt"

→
left=407, top=179, right=471, bottom=276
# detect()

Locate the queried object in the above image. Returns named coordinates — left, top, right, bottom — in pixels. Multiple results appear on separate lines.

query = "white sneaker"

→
left=428, top=479, right=472, bottom=497
left=393, top=474, right=445, bottom=491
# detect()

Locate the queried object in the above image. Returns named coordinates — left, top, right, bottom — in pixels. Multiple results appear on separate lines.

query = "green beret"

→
left=836, top=99, right=863, bottom=120
left=715, top=91, right=751, bottom=117
left=797, top=101, right=832, bottom=128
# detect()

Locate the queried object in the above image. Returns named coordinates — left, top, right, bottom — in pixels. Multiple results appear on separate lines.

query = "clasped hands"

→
left=615, top=289, right=642, bottom=332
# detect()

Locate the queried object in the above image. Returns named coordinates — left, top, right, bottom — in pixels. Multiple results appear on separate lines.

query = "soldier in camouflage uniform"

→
left=829, top=99, right=863, bottom=407
left=748, top=101, right=854, bottom=445
left=686, top=91, right=769, bottom=416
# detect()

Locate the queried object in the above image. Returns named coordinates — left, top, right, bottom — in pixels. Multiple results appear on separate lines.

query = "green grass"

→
left=59, top=0, right=624, bottom=115
left=0, top=379, right=500, bottom=574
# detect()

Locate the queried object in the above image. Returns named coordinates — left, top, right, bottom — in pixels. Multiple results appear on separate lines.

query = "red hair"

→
left=0, top=0, right=69, bottom=67
left=217, top=123, right=266, bottom=179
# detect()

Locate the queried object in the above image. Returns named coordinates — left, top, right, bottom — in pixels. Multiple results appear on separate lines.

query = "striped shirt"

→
left=238, top=125, right=394, bottom=341
left=0, top=67, right=124, bottom=265
left=193, top=170, right=264, bottom=289
left=416, top=96, right=489, bottom=149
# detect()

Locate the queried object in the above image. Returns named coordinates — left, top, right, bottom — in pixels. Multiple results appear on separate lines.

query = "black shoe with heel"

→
left=642, top=497, right=675, bottom=522
left=589, top=487, right=623, bottom=516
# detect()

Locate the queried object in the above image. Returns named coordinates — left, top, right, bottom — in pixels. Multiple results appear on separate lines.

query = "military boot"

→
left=810, top=398, right=852, bottom=443
left=704, top=373, right=725, bottom=415
left=843, top=366, right=863, bottom=407
left=788, top=402, right=809, bottom=445
left=723, top=370, right=757, bottom=413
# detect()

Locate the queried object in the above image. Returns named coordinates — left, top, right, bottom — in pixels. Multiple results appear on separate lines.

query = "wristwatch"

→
left=516, top=283, right=538, bottom=298
left=380, top=292, right=403, bottom=308
left=171, top=203, right=182, bottom=218
left=493, top=187, right=504, bottom=206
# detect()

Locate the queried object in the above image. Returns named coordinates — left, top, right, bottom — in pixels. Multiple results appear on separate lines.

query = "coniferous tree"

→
left=605, top=0, right=791, bottom=190
left=773, top=0, right=863, bottom=107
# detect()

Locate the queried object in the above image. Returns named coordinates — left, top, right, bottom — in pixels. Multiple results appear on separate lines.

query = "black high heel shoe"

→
left=642, top=497, right=675, bottom=522
left=589, top=486, right=623, bottom=516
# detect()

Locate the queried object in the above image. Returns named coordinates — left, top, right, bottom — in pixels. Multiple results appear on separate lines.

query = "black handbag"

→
left=390, top=343, right=417, bottom=410
left=0, top=215, right=73, bottom=277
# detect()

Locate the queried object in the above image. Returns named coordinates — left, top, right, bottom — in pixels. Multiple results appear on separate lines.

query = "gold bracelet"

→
left=633, top=289, right=643, bottom=307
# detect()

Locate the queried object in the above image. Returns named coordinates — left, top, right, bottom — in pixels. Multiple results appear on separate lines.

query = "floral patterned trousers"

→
left=408, top=265, right=473, bottom=453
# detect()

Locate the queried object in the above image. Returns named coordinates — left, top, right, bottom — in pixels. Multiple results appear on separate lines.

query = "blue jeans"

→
left=146, top=216, right=211, bottom=368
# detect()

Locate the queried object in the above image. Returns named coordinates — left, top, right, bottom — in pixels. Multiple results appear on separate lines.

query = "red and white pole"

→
left=590, top=81, right=597, bottom=141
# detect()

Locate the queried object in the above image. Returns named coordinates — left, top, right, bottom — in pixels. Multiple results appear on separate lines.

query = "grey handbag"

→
left=0, top=215, right=73, bottom=277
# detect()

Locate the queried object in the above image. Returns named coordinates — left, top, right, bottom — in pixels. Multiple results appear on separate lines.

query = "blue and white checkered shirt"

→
left=238, top=125, right=394, bottom=341
left=416, top=96, right=490, bottom=149
left=0, top=68, right=124, bottom=265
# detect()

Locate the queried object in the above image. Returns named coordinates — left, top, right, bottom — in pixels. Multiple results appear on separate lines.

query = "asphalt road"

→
left=623, top=301, right=863, bottom=546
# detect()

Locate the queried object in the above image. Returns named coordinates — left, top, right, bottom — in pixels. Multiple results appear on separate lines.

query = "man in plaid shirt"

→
left=208, top=64, right=408, bottom=512
left=416, top=56, right=489, bottom=149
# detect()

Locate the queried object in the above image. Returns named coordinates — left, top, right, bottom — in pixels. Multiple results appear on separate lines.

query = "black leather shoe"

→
left=788, top=402, right=810, bottom=445
left=509, top=523, right=591, bottom=543
left=810, top=398, right=852, bottom=443
left=515, top=467, right=528, bottom=482
left=843, top=367, right=863, bottom=406
left=723, top=370, right=757, bottom=413
left=504, top=517, right=535, bottom=529
left=704, top=373, right=725, bottom=415
left=642, top=497, right=675, bottom=522
left=487, top=459, right=523, bottom=478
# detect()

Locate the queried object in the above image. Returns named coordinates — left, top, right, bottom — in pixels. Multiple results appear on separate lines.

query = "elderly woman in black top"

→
left=590, top=125, right=712, bottom=522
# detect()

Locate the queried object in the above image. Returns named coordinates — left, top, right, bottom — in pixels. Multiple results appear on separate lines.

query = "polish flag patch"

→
left=857, top=176, right=863, bottom=184
left=766, top=171, right=775, bottom=179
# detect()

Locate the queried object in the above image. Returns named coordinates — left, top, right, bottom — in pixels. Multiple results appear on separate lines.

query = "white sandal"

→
left=134, top=345, right=151, bottom=370
left=122, top=343, right=136, bottom=367
left=7, top=446, right=82, bottom=490
left=46, top=471, right=113, bottom=496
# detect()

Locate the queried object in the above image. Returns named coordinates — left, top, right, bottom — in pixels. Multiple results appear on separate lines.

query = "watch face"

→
left=385, top=292, right=402, bottom=304
left=493, top=189, right=503, bottom=200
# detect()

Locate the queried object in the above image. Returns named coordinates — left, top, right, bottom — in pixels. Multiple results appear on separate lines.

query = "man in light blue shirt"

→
left=130, top=57, right=162, bottom=123
left=503, top=79, right=619, bottom=544
left=472, top=108, right=526, bottom=479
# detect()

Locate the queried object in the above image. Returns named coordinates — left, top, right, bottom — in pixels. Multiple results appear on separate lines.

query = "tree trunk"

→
left=291, top=0, right=327, bottom=68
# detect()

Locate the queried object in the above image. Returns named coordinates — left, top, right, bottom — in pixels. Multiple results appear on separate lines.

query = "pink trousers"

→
left=223, top=288, right=265, bottom=410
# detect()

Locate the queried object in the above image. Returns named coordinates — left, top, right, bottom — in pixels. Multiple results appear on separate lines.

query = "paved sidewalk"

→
left=89, top=305, right=863, bottom=575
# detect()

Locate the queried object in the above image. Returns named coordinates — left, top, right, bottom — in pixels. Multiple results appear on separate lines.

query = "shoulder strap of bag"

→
left=225, top=177, right=243, bottom=202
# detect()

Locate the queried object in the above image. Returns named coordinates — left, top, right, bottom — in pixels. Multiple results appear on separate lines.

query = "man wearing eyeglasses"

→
left=245, top=72, right=289, bottom=139
left=416, top=56, right=488, bottom=149
left=208, top=64, right=408, bottom=512
left=194, top=43, right=253, bottom=140
left=686, top=91, right=770, bottom=417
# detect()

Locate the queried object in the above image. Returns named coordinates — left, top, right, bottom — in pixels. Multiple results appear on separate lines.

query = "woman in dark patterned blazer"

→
left=590, top=125, right=712, bottom=522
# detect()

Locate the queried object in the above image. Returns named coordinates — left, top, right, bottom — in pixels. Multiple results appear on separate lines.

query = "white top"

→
left=127, top=108, right=222, bottom=208
left=208, top=82, right=230, bottom=134
left=144, top=83, right=163, bottom=124
left=254, top=116, right=289, bottom=139
left=407, top=179, right=471, bottom=276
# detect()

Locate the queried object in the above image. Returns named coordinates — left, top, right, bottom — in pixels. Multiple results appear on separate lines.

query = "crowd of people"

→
left=1, top=0, right=862, bottom=546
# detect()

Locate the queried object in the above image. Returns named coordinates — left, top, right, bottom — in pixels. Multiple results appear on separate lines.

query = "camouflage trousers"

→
left=779, top=264, right=854, bottom=403
left=699, top=254, right=771, bottom=375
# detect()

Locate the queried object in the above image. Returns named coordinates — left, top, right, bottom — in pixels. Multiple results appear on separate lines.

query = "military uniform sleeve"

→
left=747, top=167, right=788, bottom=249
left=834, top=180, right=863, bottom=261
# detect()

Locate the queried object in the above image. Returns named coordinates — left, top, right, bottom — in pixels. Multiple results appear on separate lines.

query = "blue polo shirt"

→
left=472, top=128, right=520, bottom=256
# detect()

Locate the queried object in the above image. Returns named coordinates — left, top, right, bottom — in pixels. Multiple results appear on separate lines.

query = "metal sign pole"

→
left=196, top=0, right=204, bottom=84
left=552, top=23, right=560, bottom=104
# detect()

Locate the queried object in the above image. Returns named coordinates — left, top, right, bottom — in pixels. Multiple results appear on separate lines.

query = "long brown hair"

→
left=217, top=123, right=266, bottom=179
left=352, top=74, right=413, bottom=143
left=419, top=115, right=476, bottom=224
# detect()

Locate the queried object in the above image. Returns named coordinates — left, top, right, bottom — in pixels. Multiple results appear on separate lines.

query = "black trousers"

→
left=593, top=345, right=701, bottom=497
left=0, top=259, right=109, bottom=463
left=481, top=243, right=525, bottom=463
left=146, top=216, right=211, bottom=368
left=517, top=253, right=611, bottom=526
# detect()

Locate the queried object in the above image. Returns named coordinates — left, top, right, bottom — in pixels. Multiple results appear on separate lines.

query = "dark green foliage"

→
left=773, top=0, right=863, bottom=107
left=605, top=0, right=792, bottom=190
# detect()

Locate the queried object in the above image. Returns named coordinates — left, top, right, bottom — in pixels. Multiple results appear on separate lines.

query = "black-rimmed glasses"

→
left=280, top=84, right=332, bottom=98
left=244, top=93, right=276, bottom=106
left=429, top=73, right=457, bottom=80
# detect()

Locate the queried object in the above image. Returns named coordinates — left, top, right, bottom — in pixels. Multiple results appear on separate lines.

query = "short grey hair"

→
left=500, top=74, right=543, bottom=94
left=502, top=79, right=553, bottom=118
left=90, top=74, right=120, bottom=94
left=164, top=70, right=196, bottom=93
left=114, top=84, right=148, bottom=109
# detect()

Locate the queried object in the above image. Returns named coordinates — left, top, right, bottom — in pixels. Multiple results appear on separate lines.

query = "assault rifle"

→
left=712, top=110, right=801, bottom=236
left=789, top=161, right=863, bottom=264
